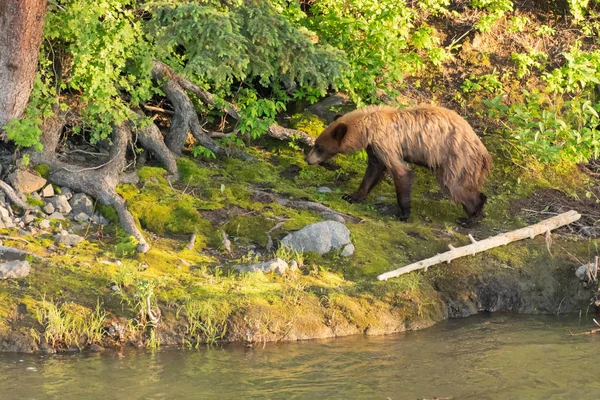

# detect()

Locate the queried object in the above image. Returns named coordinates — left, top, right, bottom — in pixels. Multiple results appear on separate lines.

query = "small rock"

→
left=56, top=232, right=84, bottom=246
left=89, top=344, right=105, bottom=353
left=576, top=263, right=598, bottom=281
left=7, top=170, right=46, bottom=194
left=111, top=285, right=120, bottom=292
left=289, top=260, right=299, bottom=271
left=341, top=243, right=355, bottom=257
left=2, top=219, right=14, bottom=229
left=47, top=195, right=72, bottom=214
left=73, top=212, right=90, bottom=223
left=236, top=258, right=289, bottom=275
left=375, top=196, right=388, bottom=202
left=41, top=185, right=55, bottom=198
left=48, top=212, right=65, bottom=220
left=0, top=206, right=9, bottom=220
left=39, top=219, right=51, bottom=229
left=317, top=186, right=333, bottom=194
left=60, top=187, right=73, bottom=200
left=91, top=213, right=109, bottom=225
left=43, top=203, right=55, bottom=215
left=70, top=193, right=94, bottom=216
left=0, top=260, right=31, bottom=279
left=23, top=214, right=35, bottom=225
left=281, top=221, right=352, bottom=255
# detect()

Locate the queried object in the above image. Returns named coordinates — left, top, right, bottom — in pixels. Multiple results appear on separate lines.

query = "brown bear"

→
left=305, top=105, right=492, bottom=222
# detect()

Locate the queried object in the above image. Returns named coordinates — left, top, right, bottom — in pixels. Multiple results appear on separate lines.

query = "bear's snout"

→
left=305, top=149, right=319, bottom=165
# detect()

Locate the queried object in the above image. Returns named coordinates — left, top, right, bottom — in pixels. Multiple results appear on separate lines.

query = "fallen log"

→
left=377, top=210, right=581, bottom=281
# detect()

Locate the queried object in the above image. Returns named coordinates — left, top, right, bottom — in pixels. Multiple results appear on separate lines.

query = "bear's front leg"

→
left=390, top=165, right=415, bottom=221
left=342, top=148, right=385, bottom=204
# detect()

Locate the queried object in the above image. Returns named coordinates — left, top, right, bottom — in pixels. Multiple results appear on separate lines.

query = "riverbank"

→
left=1, top=131, right=598, bottom=353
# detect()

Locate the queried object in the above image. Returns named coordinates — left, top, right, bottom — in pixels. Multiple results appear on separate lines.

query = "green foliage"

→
left=471, top=0, right=513, bottom=32
left=302, top=0, right=452, bottom=102
left=508, top=16, right=530, bottom=33
left=35, top=296, right=105, bottom=349
left=146, top=0, right=346, bottom=94
left=512, top=51, right=548, bottom=78
left=177, top=299, right=231, bottom=346
left=461, top=72, right=503, bottom=94
left=43, top=0, right=155, bottom=143
left=485, top=92, right=600, bottom=163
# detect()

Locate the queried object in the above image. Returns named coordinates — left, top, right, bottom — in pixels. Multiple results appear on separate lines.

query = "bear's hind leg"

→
left=342, top=148, right=385, bottom=204
left=389, top=163, right=415, bottom=221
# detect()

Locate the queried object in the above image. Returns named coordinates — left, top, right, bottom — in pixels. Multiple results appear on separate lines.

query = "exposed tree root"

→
left=31, top=113, right=150, bottom=253
left=151, top=60, right=315, bottom=148
left=0, top=180, right=35, bottom=211
left=267, top=124, right=314, bottom=146
left=252, top=189, right=363, bottom=224
left=151, top=61, right=254, bottom=161
left=129, top=114, right=179, bottom=177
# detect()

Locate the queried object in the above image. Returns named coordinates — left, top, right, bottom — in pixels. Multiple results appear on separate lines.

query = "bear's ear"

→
left=332, top=123, right=348, bottom=143
left=333, top=114, right=343, bottom=121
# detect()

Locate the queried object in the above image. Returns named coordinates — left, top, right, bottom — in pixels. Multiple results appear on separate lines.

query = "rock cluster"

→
left=0, top=169, right=110, bottom=247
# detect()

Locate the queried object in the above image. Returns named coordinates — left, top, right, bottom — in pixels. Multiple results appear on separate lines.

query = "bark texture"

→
left=0, top=0, right=48, bottom=128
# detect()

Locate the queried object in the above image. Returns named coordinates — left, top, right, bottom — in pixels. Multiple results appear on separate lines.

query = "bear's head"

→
left=305, top=115, right=348, bottom=165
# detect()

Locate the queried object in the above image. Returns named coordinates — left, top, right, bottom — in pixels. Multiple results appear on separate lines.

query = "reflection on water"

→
left=1, top=313, right=600, bottom=399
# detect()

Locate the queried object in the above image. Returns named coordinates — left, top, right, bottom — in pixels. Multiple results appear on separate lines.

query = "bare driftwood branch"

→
left=0, top=180, right=36, bottom=211
left=377, top=210, right=582, bottom=281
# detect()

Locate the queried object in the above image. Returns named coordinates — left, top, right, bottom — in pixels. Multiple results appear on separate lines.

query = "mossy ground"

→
left=0, top=126, right=597, bottom=352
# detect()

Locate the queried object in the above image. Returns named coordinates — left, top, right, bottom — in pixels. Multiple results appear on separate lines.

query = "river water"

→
left=1, top=313, right=599, bottom=399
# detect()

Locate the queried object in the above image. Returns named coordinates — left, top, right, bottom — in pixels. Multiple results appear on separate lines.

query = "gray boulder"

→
left=70, top=193, right=94, bottom=216
left=0, top=260, right=31, bottom=279
left=56, top=232, right=84, bottom=246
left=47, top=195, right=72, bottom=214
left=280, top=221, right=351, bottom=254
left=236, top=258, right=289, bottom=275
left=8, top=171, right=46, bottom=194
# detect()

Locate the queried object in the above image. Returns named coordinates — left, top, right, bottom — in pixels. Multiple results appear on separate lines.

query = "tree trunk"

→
left=0, top=0, right=47, bottom=128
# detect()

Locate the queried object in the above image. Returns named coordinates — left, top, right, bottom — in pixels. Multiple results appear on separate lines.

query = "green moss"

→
left=289, top=112, right=326, bottom=138
left=33, top=164, right=51, bottom=178
left=177, top=158, right=216, bottom=187
left=126, top=181, right=211, bottom=236
left=137, top=166, right=168, bottom=184
left=96, top=204, right=119, bottom=224
left=115, top=235, right=139, bottom=257
left=26, top=196, right=45, bottom=208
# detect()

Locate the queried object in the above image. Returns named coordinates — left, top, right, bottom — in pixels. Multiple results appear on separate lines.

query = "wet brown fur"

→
left=305, top=105, right=492, bottom=220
